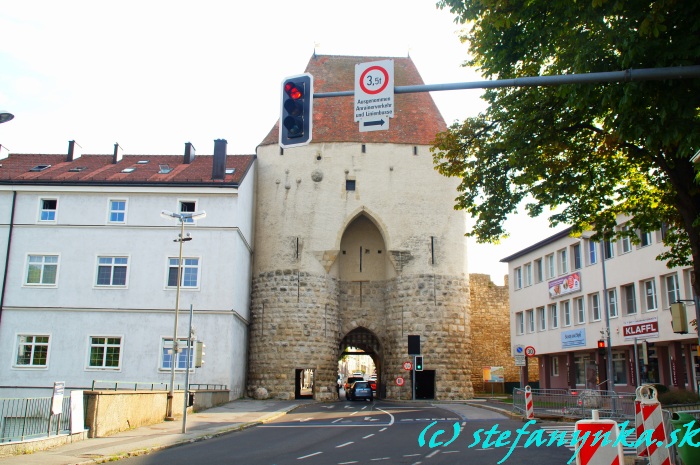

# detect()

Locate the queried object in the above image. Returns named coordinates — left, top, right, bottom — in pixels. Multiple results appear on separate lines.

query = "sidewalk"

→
left=0, top=399, right=307, bottom=465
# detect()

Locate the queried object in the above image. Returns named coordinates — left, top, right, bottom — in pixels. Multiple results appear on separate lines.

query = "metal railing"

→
left=0, top=396, right=70, bottom=443
left=90, top=380, right=228, bottom=392
left=513, top=387, right=636, bottom=420
left=189, top=384, right=228, bottom=391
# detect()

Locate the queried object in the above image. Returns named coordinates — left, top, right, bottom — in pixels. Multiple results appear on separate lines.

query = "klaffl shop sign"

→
left=623, top=317, right=659, bottom=341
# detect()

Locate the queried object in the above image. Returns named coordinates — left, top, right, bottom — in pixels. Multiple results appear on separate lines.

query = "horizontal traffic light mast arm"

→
left=313, top=65, right=700, bottom=98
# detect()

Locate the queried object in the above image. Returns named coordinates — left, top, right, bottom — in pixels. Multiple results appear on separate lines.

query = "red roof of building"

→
left=259, top=55, right=447, bottom=146
left=0, top=152, right=255, bottom=186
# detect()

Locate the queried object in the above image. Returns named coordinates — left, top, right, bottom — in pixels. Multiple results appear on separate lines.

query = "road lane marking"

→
left=369, top=458, right=390, bottom=461
left=297, top=451, right=322, bottom=459
left=363, top=434, right=374, bottom=439
left=336, top=442, right=354, bottom=448
left=426, top=450, right=440, bottom=458
left=299, top=417, right=313, bottom=422
left=332, top=418, right=342, bottom=424
left=379, top=427, right=387, bottom=432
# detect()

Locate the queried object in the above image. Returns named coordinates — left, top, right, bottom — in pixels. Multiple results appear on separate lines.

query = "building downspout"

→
left=0, top=190, right=17, bottom=325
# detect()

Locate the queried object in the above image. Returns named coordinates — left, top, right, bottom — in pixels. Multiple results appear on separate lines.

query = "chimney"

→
left=67, top=140, right=82, bottom=162
left=212, top=139, right=227, bottom=180
left=113, top=143, right=123, bottom=164
left=184, top=142, right=196, bottom=164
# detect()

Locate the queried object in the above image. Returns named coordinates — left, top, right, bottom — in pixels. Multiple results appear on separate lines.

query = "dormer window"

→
left=158, top=164, right=172, bottom=174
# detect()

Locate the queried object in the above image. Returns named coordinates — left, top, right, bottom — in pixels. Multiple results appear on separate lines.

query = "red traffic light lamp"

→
left=280, top=73, right=313, bottom=148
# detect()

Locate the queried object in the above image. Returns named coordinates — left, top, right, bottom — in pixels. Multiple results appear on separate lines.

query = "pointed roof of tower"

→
left=259, top=54, right=447, bottom=147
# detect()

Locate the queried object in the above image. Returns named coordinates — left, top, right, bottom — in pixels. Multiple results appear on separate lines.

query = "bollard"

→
left=524, top=385, right=534, bottom=420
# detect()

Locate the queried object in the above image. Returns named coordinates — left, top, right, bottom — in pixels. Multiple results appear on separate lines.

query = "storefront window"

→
left=612, top=352, right=628, bottom=385
left=575, top=355, right=586, bottom=385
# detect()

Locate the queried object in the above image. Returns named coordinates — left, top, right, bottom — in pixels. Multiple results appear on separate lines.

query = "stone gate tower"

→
left=248, top=55, right=473, bottom=401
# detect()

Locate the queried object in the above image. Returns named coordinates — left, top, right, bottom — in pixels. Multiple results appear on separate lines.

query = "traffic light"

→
left=671, top=302, right=688, bottom=334
left=280, top=73, right=313, bottom=148
left=195, top=341, right=205, bottom=368
left=597, top=340, right=605, bottom=356
left=415, top=356, right=423, bottom=371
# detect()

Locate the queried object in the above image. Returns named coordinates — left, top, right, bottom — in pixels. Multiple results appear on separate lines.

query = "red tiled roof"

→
left=0, top=153, right=255, bottom=186
left=259, top=55, right=447, bottom=146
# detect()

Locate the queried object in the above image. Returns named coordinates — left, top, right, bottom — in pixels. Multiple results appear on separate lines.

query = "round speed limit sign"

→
left=396, top=377, right=405, bottom=386
left=525, top=346, right=536, bottom=357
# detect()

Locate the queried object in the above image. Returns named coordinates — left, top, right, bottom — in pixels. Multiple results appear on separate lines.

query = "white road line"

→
left=363, top=434, right=375, bottom=439
left=297, top=451, right=322, bottom=460
left=403, top=454, right=421, bottom=457
left=336, top=442, right=354, bottom=448
left=379, top=427, right=387, bottom=432
left=426, top=450, right=440, bottom=458
left=370, top=458, right=390, bottom=461
left=300, top=417, right=313, bottom=422
left=338, top=461, right=359, bottom=464
left=442, top=450, right=460, bottom=454
left=350, top=411, right=360, bottom=416
left=332, top=418, right=342, bottom=424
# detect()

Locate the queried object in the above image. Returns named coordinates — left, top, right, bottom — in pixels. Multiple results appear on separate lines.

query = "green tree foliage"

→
left=433, top=0, right=700, bottom=298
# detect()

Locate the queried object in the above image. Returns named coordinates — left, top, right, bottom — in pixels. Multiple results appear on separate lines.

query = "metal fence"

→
left=90, top=380, right=228, bottom=391
left=513, top=387, right=637, bottom=420
left=0, top=396, right=70, bottom=443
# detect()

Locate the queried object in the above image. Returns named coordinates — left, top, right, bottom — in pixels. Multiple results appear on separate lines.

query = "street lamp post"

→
left=161, top=210, right=205, bottom=420
left=598, top=236, right=615, bottom=395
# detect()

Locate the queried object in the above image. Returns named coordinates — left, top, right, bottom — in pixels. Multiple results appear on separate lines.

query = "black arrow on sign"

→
left=362, top=119, right=386, bottom=127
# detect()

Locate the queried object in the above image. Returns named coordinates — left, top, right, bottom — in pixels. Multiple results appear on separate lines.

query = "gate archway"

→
left=339, top=327, right=383, bottom=397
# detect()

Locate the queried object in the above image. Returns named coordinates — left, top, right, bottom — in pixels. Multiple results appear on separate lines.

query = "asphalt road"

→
left=117, top=401, right=578, bottom=465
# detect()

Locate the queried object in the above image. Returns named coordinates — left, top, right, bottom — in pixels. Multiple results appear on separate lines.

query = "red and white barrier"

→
left=634, top=389, right=647, bottom=459
left=524, top=385, right=534, bottom=420
left=574, top=410, right=624, bottom=465
left=635, top=385, right=671, bottom=465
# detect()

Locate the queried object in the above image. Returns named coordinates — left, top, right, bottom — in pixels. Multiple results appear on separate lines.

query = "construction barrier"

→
left=635, top=385, right=671, bottom=465
left=524, top=385, right=534, bottom=420
left=574, top=410, right=624, bottom=465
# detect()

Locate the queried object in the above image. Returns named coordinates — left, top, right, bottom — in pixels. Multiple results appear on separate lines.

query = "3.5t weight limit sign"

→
left=355, top=60, right=394, bottom=131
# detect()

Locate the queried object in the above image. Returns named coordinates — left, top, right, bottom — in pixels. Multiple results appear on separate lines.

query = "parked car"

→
left=346, top=381, right=373, bottom=401
left=344, top=376, right=364, bottom=391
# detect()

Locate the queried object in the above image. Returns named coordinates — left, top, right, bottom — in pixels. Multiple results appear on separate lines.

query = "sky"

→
left=0, top=0, right=562, bottom=284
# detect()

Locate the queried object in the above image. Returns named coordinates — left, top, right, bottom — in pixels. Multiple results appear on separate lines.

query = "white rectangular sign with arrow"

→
left=355, top=60, right=394, bottom=131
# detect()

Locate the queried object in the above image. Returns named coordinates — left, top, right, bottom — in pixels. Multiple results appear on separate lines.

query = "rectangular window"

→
left=640, top=231, right=652, bottom=247
left=623, top=284, right=637, bottom=315
left=96, top=257, right=128, bottom=286
left=575, top=297, right=585, bottom=324
left=39, top=199, right=57, bottom=222
left=573, top=243, right=582, bottom=270
left=26, top=255, right=58, bottom=285
left=179, top=200, right=196, bottom=223
left=16, top=335, right=49, bottom=367
left=538, top=306, right=546, bottom=331
left=575, top=355, right=586, bottom=385
left=161, top=338, right=193, bottom=370
left=608, top=289, right=618, bottom=318
left=535, top=259, right=543, bottom=283
left=664, top=274, right=680, bottom=308
left=167, top=257, right=200, bottom=288
left=551, top=357, right=559, bottom=377
left=527, top=309, right=535, bottom=333
left=549, top=304, right=558, bottom=329
left=514, top=267, right=523, bottom=290
left=590, top=293, right=601, bottom=321
left=612, top=352, right=628, bottom=384
left=524, top=263, right=533, bottom=287
left=604, top=240, right=614, bottom=260
left=563, top=301, right=571, bottom=326
left=109, top=200, right=127, bottom=223
left=558, top=249, right=568, bottom=274
left=516, top=312, right=524, bottom=335
left=89, top=337, right=122, bottom=368
left=588, top=240, right=598, bottom=265
left=546, top=254, right=555, bottom=279
left=643, top=279, right=658, bottom=311
left=621, top=226, right=632, bottom=254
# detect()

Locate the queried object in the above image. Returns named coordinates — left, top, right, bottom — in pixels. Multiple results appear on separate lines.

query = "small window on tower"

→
left=346, top=180, right=356, bottom=191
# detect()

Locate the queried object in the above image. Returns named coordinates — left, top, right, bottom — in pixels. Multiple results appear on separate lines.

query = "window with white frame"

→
left=643, top=279, right=657, bottom=312
left=161, top=337, right=194, bottom=370
left=516, top=312, right=524, bottom=335
left=546, top=254, right=555, bottom=279
left=179, top=200, right=197, bottom=223
left=527, top=309, right=535, bottom=333
left=551, top=357, right=559, bottom=376
left=563, top=301, right=571, bottom=326
left=639, top=230, right=652, bottom=247
left=588, top=240, right=598, bottom=265
left=39, top=198, right=57, bottom=222
left=96, top=257, right=128, bottom=286
left=535, top=259, right=543, bottom=283
left=549, top=304, right=558, bottom=329
left=623, top=283, right=637, bottom=315
left=524, top=263, right=533, bottom=287
left=88, top=336, right=122, bottom=369
left=167, top=257, right=200, bottom=288
left=663, top=274, right=680, bottom=308
left=109, top=200, right=127, bottom=223
left=558, top=248, right=568, bottom=274
left=608, top=289, right=619, bottom=318
left=575, top=297, right=585, bottom=324
left=514, top=267, right=523, bottom=290
left=25, top=255, right=58, bottom=285
left=589, top=293, right=601, bottom=321
left=621, top=226, right=632, bottom=254
left=15, top=335, right=49, bottom=367
left=573, top=243, right=582, bottom=270
left=538, top=306, right=546, bottom=331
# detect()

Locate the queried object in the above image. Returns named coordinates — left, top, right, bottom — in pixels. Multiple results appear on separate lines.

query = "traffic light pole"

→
left=412, top=355, right=416, bottom=401
left=312, top=66, right=700, bottom=99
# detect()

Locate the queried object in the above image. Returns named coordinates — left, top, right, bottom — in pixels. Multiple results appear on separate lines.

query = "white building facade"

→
left=503, top=222, right=697, bottom=393
left=0, top=140, right=255, bottom=399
